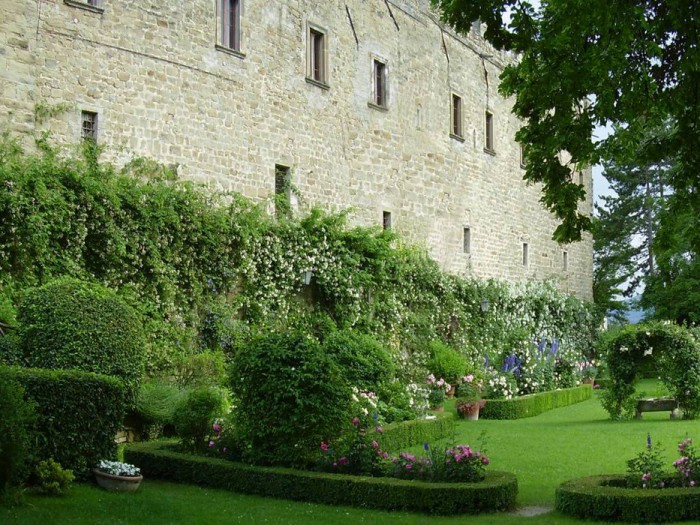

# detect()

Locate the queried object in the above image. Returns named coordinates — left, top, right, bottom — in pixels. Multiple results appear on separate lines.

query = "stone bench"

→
left=635, top=398, right=679, bottom=419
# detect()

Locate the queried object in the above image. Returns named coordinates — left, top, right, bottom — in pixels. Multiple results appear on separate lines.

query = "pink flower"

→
left=352, top=417, right=360, bottom=426
left=338, top=456, right=348, bottom=466
left=427, top=374, right=436, bottom=385
left=691, top=481, right=697, bottom=487
left=465, top=374, right=474, bottom=383
left=371, top=440, right=380, bottom=449
left=212, top=423, right=222, bottom=432
left=320, top=441, right=329, bottom=452
left=375, top=426, right=384, bottom=433
left=437, top=378, right=445, bottom=387
left=208, top=440, right=215, bottom=448
left=405, top=464, right=413, bottom=470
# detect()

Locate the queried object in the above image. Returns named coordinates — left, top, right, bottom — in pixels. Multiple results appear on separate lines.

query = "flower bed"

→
left=556, top=475, right=700, bottom=522
left=125, top=441, right=517, bottom=515
left=480, top=384, right=592, bottom=420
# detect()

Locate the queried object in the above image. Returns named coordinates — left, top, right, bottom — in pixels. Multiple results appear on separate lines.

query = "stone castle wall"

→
left=0, top=0, right=593, bottom=299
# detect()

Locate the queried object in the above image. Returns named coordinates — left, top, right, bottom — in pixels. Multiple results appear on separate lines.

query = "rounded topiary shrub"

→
left=427, top=340, right=467, bottom=384
left=173, top=386, right=228, bottom=452
left=18, top=278, right=145, bottom=402
left=230, top=331, right=351, bottom=468
left=322, top=330, right=394, bottom=391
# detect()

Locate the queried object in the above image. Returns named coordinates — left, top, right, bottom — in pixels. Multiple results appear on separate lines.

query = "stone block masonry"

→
left=0, top=0, right=593, bottom=299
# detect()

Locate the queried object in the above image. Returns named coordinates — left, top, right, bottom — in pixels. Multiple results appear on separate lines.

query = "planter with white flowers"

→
left=93, top=460, right=143, bottom=492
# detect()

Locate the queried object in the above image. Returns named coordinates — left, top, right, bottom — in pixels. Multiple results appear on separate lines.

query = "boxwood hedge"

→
left=376, top=411, right=455, bottom=452
left=480, top=385, right=592, bottom=419
left=5, top=366, right=126, bottom=476
left=125, top=441, right=518, bottom=515
left=556, top=474, right=700, bottom=522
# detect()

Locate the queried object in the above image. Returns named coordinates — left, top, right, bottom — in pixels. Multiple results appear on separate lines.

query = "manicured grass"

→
left=4, top=389, right=700, bottom=524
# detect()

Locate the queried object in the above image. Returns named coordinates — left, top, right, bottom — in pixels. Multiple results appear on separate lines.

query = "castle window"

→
left=463, top=227, right=471, bottom=254
left=221, top=0, right=241, bottom=52
left=274, top=164, right=291, bottom=218
left=63, top=0, right=104, bottom=14
left=578, top=171, right=584, bottom=185
left=370, top=58, right=388, bottom=109
left=485, top=111, right=495, bottom=153
left=522, top=242, right=529, bottom=267
left=563, top=251, right=569, bottom=271
left=306, top=25, right=328, bottom=88
left=81, top=111, right=98, bottom=142
left=520, top=144, right=527, bottom=169
left=451, top=94, right=464, bottom=140
left=383, top=211, right=392, bottom=230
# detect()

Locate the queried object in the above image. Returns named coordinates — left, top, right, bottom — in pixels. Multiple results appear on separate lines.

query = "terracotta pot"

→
left=464, top=404, right=481, bottom=420
left=93, top=468, right=143, bottom=492
left=446, top=385, right=456, bottom=398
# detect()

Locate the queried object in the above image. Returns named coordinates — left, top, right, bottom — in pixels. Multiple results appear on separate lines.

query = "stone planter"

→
left=93, top=468, right=143, bottom=492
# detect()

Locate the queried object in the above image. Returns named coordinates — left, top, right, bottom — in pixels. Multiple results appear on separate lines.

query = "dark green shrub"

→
left=0, top=368, right=35, bottom=503
left=556, top=475, right=700, bottom=522
left=480, top=385, right=592, bottom=420
left=230, top=331, right=351, bottom=467
left=0, top=333, right=23, bottom=366
left=34, top=459, right=74, bottom=496
left=8, top=367, right=125, bottom=475
left=125, top=441, right=518, bottom=515
left=322, top=330, right=394, bottom=391
left=427, top=341, right=467, bottom=384
left=18, top=278, right=145, bottom=402
left=173, top=386, right=228, bottom=452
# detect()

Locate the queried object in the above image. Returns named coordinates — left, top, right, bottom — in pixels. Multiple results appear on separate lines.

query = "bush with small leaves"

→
left=34, top=459, right=74, bottom=496
left=173, top=386, right=228, bottom=452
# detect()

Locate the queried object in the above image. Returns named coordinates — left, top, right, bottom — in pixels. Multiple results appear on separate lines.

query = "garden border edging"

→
left=125, top=441, right=518, bottom=515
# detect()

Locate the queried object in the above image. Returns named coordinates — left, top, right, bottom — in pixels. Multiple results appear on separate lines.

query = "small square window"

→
left=522, top=242, right=529, bottom=267
left=485, top=111, right=495, bottom=152
left=463, top=227, right=471, bottom=254
left=383, top=211, right=392, bottom=230
left=451, top=94, right=463, bottom=139
left=371, top=59, right=387, bottom=108
left=221, top=0, right=241, bottom=52
left=307, top=27, right=328, bottom=86
left=81, top=111, right=98, bottom=142
left=274, top=164, right=291, bottom=218
left=563, top=251, right=569, bottom=272
left=63, top=0, right=103, bottom=14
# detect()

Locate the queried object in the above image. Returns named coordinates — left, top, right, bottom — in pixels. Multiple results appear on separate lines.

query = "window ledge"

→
left=450, top=133, right=465, bottom=143
left=305, top=77, right=330, bottom=90
left=215, top=45, right=246, bottom=60
left=367, top=101, right=388, bottom=112
left=483, top=147, right=496, bottom=156
left=64, top=0, right=104, bottom=14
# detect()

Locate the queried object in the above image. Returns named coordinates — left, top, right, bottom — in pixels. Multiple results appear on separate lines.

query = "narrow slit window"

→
left=563, top=251, right=569, bottom=272
left=463, top=227, right=471, bottom=254
left=451, top=94, right=463, bottom=138
left=221, top=0, right=241, bottom=51
left=520, top=144, right=526, bottom=168
left=578, top=172, right=584, bottom=185
left=81, top=111, right=98, bottom=142
left=383, top=211, right=392, bottom=230
left=274, top=164, right=291, bottom=218
left=373, top=59, right=387, bottom=107
left=485, top=111, right=494, bottom=152
left=522, top=242, right=529, bottom=267
left=308, top=28, right=326, bottom=83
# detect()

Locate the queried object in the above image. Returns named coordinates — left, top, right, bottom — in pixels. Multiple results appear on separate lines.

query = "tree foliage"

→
left=431, top=0, right=700, bottom=244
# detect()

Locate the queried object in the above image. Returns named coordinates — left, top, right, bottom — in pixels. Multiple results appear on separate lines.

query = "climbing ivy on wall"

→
left=0, top=134, right=600, bottom=376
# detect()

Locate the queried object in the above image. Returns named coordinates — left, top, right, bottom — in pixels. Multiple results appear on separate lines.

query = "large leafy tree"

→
left=431, top=0, right=700, bottom=245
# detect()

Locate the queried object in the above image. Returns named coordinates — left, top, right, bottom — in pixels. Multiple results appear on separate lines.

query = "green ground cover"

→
left=3, top=389, right=700, bottom=525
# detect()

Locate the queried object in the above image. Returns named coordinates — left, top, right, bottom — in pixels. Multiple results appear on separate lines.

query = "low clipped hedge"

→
left=4, top=366, right=126, bottom=475
left=480, top=385, right=592, bottom=420
left=125, top=441, right=517, bottom=515
left=376, top=411, right=455, bottom=452
left=556, top=475, right=700, bottom=522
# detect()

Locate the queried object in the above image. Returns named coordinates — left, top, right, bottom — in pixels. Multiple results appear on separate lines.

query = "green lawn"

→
left=4, top=389, right=700, bottom=524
